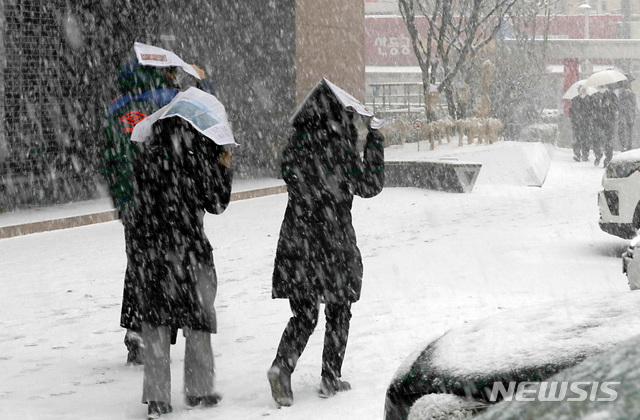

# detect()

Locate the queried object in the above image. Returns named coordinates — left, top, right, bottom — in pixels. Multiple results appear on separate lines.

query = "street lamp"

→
left=578, top=3, right=593, bottom=75
left=578, top=3, right=592, bottom=40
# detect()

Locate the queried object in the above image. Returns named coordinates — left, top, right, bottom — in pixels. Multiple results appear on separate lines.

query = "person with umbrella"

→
left=267, top=79, right=385, bottom=406
left=585, top=70, right=625, bottom=166
left=597, top=85, right=619, bottom=167
left=569, top=85, right=591, bottom=162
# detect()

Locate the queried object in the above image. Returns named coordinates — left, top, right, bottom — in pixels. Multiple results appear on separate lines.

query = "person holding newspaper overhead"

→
left=132, top=113, right=234, bottom=419
left=102, top=42, right=235, bottom=420
left=267, top=78, right=385, bottom=407
left=102, top=41, right=219, bottom=367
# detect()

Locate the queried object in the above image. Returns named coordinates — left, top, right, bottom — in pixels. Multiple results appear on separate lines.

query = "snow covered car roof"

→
left=610, top=148, right=640, bottom=164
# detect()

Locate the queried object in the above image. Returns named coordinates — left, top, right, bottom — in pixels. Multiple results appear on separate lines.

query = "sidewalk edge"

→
left=0, top=185, right=287, bottom=240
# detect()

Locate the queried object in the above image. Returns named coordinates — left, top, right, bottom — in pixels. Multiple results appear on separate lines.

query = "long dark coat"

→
left=272, top=121, right=384, bottom=303
left=600, top=90, right=619, bottom=129
left=569, top=95, right=589, bottom=131
left=128, top=118, right=232, bottom=334
left=618, top=88, right=637, bottom=125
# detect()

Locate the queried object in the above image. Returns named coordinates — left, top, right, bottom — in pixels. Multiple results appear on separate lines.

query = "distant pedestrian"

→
left=618, top=82, right=636, bottom=152
left=592, top=86, right=618, bottom=167
left=569, top=86, right=590, bottom=162
left=267, top=81, right=385, bottom=407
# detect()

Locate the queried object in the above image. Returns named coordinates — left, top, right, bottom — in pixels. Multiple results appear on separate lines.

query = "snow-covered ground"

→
left=0, top=144, right=631, bottom=420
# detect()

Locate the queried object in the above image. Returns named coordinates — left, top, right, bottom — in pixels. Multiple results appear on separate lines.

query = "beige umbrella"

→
left=563, top=80, right=598, bottom=100
left=585, top=69, right=627, bottom=88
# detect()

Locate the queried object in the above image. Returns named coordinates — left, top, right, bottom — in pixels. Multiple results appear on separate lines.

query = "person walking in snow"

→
left=131, top=116, right=232, bottom=419
left=618, top=82, right=636, bottom=152
left=267, top=82, right=385, bottom=406
left=592, top=86, right=618, bottom=167
left=569, top=86, right=590, bottom=162
left=102, top=44, right=215, bottom=366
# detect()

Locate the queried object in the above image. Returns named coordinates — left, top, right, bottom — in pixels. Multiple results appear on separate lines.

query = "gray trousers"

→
left=141, top=323, right=215, bottom=404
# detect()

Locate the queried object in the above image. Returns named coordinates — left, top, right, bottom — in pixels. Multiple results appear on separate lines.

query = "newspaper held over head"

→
left=131, top=87, right=238, bottom=147
left=290, top=77, right=385, bottom=129
left=134, top=41, right=201, bottom=80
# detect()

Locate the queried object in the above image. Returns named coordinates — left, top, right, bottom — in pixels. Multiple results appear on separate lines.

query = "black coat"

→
left=272, top=122, right=384, bottom=303
left=618, top=89, right=637, bottom=125
left=595, top=90, right=618, bottom=131
left=127, top=118, right=232, bottom=333
left=569, top=95, right=589, bottom=130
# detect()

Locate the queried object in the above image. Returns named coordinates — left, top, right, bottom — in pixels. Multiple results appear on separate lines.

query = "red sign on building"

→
left=365, top=15, right=623, bottom=67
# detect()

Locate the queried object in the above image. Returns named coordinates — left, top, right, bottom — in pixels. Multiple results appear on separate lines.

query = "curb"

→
left=0, top=185, right=287, bottom=240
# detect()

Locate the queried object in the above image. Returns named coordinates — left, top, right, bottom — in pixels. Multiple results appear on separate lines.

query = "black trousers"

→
left=619, top=121, right=634, bottom=152
left=273, top=295, right=352, bottom=381
left=592, top=125, right=615, bottom=163
left=572, top=126, right=589, bottom=159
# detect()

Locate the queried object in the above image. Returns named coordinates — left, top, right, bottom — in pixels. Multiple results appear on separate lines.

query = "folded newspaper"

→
left=131, top=87, right=237, bottom=147
left=134, top=41, right=201, bottom=80
left=290, top=77, right=385, bottom=129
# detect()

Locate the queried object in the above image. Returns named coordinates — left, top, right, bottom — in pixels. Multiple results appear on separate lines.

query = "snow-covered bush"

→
left=519, top=123, right=558, bottom=143
left=382, top=118, right=420, bottom=146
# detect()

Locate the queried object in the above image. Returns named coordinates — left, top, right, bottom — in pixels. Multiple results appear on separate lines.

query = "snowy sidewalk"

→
left=0, top=178, right=286, bottom=239
left=0, top=144, right=631, bottom=420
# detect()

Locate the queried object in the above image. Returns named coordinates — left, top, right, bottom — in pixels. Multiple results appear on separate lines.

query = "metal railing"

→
left=369, top=82, right=426, bottom=118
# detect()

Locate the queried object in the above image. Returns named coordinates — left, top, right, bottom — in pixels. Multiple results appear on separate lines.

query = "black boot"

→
left=267, top=364, right=293, bottom=407
left=147, top=401, right=172, bottom=419
left=318, top=376, right=351, bottom=398
left=185, top=392, right=223, bottom=408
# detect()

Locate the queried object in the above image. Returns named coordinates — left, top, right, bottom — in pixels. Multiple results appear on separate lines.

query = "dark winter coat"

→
left=272, top=120, right=384, bottom=303
left=103, top=56, right=216, bottom=213
left=569, top=95, right=589, bottom=131
left=618, top=88, right=637, bottom=125
left=103, top=59, right=180, bottom=213
left=102, top=55, right=218, bottom=332
left=129, top=117, right=232, bottom=333
left=597, top=90, right=618, bottom=131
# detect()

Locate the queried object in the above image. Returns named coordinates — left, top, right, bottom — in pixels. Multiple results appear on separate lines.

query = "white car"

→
left=622, top=232, right=640, bottom=290
left=598, top=149, right=640, bottom=239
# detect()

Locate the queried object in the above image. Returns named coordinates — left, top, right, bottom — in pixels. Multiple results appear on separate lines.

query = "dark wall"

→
left=158, top=1, right=297, bottom=177
left=1, top=0, right=90, bottom=210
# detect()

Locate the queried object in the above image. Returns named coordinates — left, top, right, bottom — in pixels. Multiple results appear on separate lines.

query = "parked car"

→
left=622, top=230, right=640, bottom=290
left=475, top=333, right=640, bottom=420
left=385, top=293, right=640, bottom=420
left=598, top=149, right=640, bottom=239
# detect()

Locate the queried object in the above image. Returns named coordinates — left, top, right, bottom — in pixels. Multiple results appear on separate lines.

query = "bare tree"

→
left=488, top=0, right=562, bottom=138
left=398, top=0, right=519, bottom=120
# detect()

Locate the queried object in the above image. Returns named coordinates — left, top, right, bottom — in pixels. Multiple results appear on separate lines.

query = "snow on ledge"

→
left=385, top=141, right=553, bottom=187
